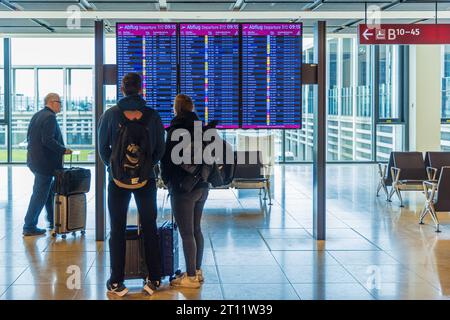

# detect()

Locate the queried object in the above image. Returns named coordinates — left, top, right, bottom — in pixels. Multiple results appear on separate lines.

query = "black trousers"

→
left=108, top=179, right=161, bottom=283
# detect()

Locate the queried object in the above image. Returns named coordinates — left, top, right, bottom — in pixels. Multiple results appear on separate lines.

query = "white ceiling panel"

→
left=167, top=3, right=234, bottom=11
left=0, top=18, right=43, bottom=27
left=91, top=2, right=159, bottom=11
left=10, top=0, right=81, bottom=11
left=242, top=3, right=310, bottom=11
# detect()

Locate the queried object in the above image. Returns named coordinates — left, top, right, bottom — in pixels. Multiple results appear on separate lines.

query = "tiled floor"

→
left=1, top=164, right=450, bottom=300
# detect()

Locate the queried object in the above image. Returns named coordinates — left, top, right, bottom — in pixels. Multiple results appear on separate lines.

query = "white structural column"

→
left=409, top=45, right=442, bottom=152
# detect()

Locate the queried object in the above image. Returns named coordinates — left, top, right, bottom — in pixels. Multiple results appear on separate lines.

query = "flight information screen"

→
left=242, top=23, right=302, bottom=129
left=116, top=23, right=177, bottom=126
left=180, top=23, right=240, bottom=129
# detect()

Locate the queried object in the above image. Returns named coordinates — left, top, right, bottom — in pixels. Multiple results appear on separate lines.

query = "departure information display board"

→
left=242, top=23, right=302, bottom=129
left=117, top=23, right=177, bottom=126
left=180, top=24, right=240, bottom=129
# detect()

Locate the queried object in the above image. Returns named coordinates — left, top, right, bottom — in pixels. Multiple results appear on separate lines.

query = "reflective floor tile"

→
left=282, top=265, right=356, bottom=284
left=265, top=238, right=325, bottom=251
left=0, top=267, right=28, bottom=286
left=14, top=265, right=90, bottom=285
left=293, top=283, right=375, bottom=300
left=217, top=265, right=289, bottom=284
left=0, top=234, right=51, bottom=253
left=366, top=282, right=445, bottom=300
left=39, top=251, right=97, bottom=268
left=258, top=228, right=312, bottom=239
left=222, top=284, right=300, bottom=300
left=272, top=250, right=340, bottom=266
left=305, top=228, right=365, bottom=239
left=0, top=252, right=42, bottom=267
left=322, top=238, right=382, bottom=251
left=1, top=284, right=78, bottom=300
left=0, top=286, right=8, bottom=298
left=74, top=283, right=223, bottom=300
left=328, top=251, right=401, bottom=265
left=344, top=264, right=430, bottom=284
left=44, top=235, right=104, bottom=253
left=211, top=237, right=268, bottom=252
left=214, top=251, right=278, bottom=266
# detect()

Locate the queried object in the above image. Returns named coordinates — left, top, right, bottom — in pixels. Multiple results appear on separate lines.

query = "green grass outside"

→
left=0, top=149, right=94, bottom=163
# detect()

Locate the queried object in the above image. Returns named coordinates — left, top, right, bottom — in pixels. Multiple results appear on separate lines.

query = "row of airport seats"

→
left=377, top=151, right=450, bottom=232
left=155, top=151, right=272, bottom=210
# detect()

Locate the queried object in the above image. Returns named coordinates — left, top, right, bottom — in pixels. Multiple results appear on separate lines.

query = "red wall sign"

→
left=359, top=24, right=450, bottom=45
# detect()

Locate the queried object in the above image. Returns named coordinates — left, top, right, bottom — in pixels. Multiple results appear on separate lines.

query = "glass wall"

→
left=10, top=38, right=94, bottom=162
left=0, top=40, right=5, bottom=162
left=441, top=46, right=450, bottom=150
left=284, top=37, right=401, bottom=162
left=1, top=36, right=403, bottom=164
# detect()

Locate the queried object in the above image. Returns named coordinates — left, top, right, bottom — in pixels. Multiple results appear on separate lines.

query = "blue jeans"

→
left=23, top=172, right=55, bottom=231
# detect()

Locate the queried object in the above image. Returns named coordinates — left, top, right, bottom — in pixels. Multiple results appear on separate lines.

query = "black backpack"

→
left=110, top=107, right=153, bottom=189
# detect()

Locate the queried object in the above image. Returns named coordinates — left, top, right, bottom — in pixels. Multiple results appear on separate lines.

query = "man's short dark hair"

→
left=122, top=72, right=142, bottom=96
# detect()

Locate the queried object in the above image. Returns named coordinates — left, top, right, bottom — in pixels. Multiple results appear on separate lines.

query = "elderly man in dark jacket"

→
left=23, top=93, right=72, bottom=236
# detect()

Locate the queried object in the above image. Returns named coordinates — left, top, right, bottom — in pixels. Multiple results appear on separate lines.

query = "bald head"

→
left=44, top=93, right=62, bottom=114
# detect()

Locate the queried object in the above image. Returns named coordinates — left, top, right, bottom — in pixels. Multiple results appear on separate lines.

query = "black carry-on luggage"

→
left=124, top=194, right=180, bottom=282
left=53, top=154, right=91, bottom=196
left=52, top=154, right=91, bottom=239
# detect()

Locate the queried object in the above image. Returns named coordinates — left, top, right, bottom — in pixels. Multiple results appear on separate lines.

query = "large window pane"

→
left=0, top=125, right=6, bottom=162
left=285, top=42, right=315, bottom=162
left=379, top=45, right=399, bottom=119
left=67, top=69, right=94, bottom=162
left=37, top=69, right=63, bottom=108
left=356, top=44, right=373, bottom=161
left=0, top=40, right=4, bottom=124
left=442, top=46, right=450, bottom=150
left=12, top=38, right=94, bottom=66
left=376, top=124, right=404, bottom=162
left=12, top=69, right=35, bottom=162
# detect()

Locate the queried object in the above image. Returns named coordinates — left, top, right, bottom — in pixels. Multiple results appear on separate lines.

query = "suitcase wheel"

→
left=62, top=234, right=67, bottom=239
left=81, top=230, right=86, bottom=235
left=51, top=232, right=57, bottom=238
left=72, top=231, right=77, bottom=236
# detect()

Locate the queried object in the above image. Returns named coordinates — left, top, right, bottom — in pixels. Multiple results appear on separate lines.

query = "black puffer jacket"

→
left=160, top=111, right=209, bottom=193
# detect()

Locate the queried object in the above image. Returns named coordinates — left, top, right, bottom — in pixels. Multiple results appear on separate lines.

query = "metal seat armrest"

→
left=426, top=167, right=438, bottom=181
left=378, top=163, right=387, bottom=179
left=391, top=167, right=401, bottom=184
left=423, top=180, right=438, bottom=201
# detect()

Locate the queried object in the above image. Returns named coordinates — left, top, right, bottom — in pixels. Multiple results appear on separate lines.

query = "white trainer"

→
left=170, top=272, right=201, bottom=289
left=196, top=269, right=204, bottom=283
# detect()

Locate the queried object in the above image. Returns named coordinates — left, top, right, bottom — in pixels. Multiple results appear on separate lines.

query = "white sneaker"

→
left=170, top=272, right=201, bottom=289
left=196, top=269, right=204, bottom=283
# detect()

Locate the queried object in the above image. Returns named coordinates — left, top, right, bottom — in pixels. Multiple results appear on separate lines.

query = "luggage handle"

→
left=161, top=191, right=174, bottom=225
left=63, top=153, right=73, bottom=169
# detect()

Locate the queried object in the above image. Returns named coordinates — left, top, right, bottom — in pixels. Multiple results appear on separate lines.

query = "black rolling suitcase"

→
left=124, top=225, right=147, bottom=280
left=52, top=155, right=91, bottom=239
left=124, top=196, right=180, bottom=282
left=159, top=219, right=180, bottom=280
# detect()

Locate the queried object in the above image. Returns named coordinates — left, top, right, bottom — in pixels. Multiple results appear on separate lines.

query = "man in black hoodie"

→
left=98, top=73, right=165, bottom=297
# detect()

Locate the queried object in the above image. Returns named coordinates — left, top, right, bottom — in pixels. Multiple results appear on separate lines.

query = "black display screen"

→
left=242, top=23, right=302, bottom=129
left=180, top=24, right=240, bottom=128
left=117, top=23, right=177, bottom=127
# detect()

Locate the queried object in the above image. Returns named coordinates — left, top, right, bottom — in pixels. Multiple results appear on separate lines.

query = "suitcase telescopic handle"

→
left=63, top=153, right=73, bottom=169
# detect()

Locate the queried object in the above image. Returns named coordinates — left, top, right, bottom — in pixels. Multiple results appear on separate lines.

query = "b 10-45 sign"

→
left=359, top=24, right=450, bottom=45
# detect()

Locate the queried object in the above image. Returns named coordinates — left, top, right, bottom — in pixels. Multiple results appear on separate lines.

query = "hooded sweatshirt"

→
left=97, top=94, right=165, bottom=180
